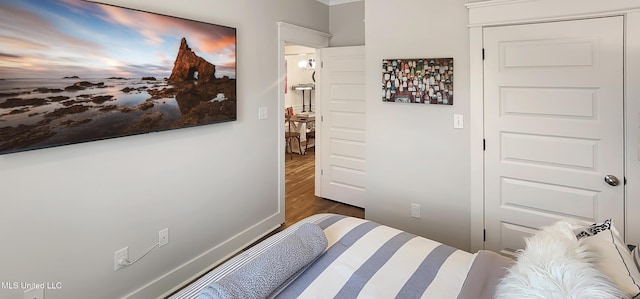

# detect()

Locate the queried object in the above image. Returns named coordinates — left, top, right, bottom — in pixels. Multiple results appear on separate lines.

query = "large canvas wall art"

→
left=0, top=0, right=237, bottom=155
left=382, top=58, right=453, bottom=105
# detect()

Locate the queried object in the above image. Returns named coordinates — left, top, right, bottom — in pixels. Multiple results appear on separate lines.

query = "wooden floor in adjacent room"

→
left=285, top=148, right=364, bottom=228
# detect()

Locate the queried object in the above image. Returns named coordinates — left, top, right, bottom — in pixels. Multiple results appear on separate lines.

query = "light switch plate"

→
left=258, top=107, right=268, bottom=120
left=453, top=114, right=463, bottom=129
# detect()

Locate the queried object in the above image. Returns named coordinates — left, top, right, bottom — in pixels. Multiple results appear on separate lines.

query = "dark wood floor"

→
left=285, top=148, right=364, bottom=227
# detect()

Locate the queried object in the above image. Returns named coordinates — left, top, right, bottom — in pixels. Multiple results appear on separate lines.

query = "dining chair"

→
left=285, top=111, right=302, bottom=159
left=305, top=119, right=315, bottom=153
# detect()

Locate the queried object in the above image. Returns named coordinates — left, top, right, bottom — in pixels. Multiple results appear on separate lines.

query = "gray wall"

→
left=365, top=0, right=472, bottom=251
left=330, top=1, right=365, bottom=46
left=0, top=1, right=328, bottom=298
left=365, top=0, right=640, bottom=251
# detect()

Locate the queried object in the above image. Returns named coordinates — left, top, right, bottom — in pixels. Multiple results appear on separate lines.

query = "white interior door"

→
left=317, top=46, right=366, bottom=208
left=483, top=17, right=624, bottom=256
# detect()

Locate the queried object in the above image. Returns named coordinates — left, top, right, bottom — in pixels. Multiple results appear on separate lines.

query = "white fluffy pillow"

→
left=494, top=221, right=626, bottom=299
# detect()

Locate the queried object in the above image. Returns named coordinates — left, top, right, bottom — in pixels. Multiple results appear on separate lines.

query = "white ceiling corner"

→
left=316, top=0, right=363, bottom=6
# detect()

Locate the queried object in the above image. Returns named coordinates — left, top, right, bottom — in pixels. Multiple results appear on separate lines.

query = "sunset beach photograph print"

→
left=0, top=0, right=237, bottom=155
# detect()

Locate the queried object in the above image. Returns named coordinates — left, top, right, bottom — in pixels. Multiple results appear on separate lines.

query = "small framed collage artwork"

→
left=382, top=58, right=453, bottom=105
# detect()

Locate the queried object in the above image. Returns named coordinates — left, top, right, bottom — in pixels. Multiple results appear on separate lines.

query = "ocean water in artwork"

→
left=0, top=76, right=236, bottom=154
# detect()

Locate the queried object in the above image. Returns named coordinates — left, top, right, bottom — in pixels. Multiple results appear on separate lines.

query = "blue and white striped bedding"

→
left=170, top=214, right=509, bottom=299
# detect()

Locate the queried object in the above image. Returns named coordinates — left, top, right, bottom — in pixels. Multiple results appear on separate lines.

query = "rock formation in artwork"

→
left=168, top=38, right=216, bottom=83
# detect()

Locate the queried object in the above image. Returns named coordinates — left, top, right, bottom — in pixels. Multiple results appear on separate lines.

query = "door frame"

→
left=467, top=0, right=640, bottom=252
left=277, top=22, right=331, bottom=219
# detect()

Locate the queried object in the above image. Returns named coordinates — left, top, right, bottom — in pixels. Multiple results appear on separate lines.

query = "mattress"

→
left=169, top=214, right=509, bottom=299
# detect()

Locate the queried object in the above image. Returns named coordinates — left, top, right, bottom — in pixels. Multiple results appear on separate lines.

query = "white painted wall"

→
left=0, top=1, right=328, bottom=298
left=365, top=0, right=472, bottom=251
left=329, top=1, right=365, bottom=47
left=366, top=0, right=640, bottom=253
left=626, top=11, right=640, bottom=246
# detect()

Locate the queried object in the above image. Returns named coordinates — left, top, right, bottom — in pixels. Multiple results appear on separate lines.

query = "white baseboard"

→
left=122, top=213, right=284, bottom=299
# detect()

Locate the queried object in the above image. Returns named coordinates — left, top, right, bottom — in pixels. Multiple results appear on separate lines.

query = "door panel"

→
left=318, top=46, right=366, bottom=208
left=501, top=87, right=597, bottom=118
left=502, top=38, right=596, bottom=69
left=500, top=177, right=599, bottom=219
left=484, top=17, right=624, bottom=255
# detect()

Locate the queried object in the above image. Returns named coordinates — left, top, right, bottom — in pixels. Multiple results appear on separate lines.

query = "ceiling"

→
left=316, top=0, right=363, bottom=6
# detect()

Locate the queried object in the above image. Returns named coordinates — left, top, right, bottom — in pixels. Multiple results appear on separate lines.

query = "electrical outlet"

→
left=159, top=228, right=169, bottom=247
left=114, top=247, right=128, bottom=271
left=24, top=288, right=44, bottom=299
left=411, top=203, right=421, bottom=219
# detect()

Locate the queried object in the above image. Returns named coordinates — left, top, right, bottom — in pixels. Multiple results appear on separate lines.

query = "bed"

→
left=169, top=214, right=640, bottom=299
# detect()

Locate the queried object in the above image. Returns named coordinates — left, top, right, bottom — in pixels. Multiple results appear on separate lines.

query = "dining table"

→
left=286, top=113, right=315, bottom=155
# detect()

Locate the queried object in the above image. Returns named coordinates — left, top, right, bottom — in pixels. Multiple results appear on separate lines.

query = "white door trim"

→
left=469, top=25, right=485, bottom=252
left=467, top=0, right=640, bottom=252
left=466, top=0, right=640, bottom=27
left=277, top=23, right=330, bottom=221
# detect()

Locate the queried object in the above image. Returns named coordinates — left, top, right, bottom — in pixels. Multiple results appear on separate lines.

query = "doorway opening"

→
left=277, top=23, right=364, bottom=227
left=283, top=44, right=319, bottom=226
left=284, top=44, right=317, bottom=157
